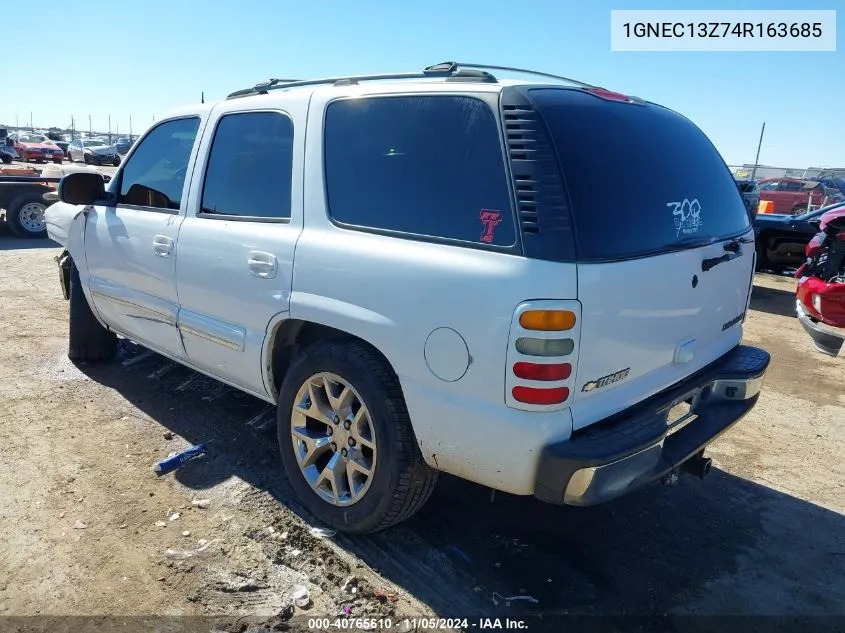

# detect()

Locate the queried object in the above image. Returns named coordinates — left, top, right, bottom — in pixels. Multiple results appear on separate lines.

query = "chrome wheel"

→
left=290, top=372, right=377, bottom=506
left=19, top=202, right=46, bottom=233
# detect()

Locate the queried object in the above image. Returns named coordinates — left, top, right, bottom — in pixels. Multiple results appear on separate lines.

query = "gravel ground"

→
left=0, top=230, right=842, bottom=632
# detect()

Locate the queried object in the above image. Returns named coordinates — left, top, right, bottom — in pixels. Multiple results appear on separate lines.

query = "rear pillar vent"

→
left=500, top=87, right=577, bottom=263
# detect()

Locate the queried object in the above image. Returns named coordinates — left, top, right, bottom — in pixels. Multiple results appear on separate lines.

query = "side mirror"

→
left=59, top=172, right=107, bottom=205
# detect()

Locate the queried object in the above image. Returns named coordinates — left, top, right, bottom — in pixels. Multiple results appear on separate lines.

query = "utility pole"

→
left=129, top=115, right=133, bottom=138
left=30, top=111, right=33, bottom=131
left=71, top=116, right=75, bottom=140
left=749, top=122, right=766, bottom=182
left=15, top=114, right=18, bottom=130
left=108, top=114, right=111, bottom=143
left=201, top=91, right=205, bottom=104
left=88, top=114, right=92, bottom=137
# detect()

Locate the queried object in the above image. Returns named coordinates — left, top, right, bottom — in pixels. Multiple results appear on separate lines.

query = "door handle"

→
left=248, top=250, right=277, bottom=278
left=153, top=235, right=173, bottom=257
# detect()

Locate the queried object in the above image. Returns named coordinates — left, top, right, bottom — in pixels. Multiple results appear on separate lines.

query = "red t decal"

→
left=479, top=209, right=502, bottom=243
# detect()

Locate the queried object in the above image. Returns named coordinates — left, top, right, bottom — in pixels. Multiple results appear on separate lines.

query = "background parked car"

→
left=67, top=138, right=121, bottom=166
left=753, top=200, right=845, bottom=270
left=735, top=179, right=760, bottom=219
left=115, top=137, right=134, bottom=155
left=8, top=133, right=64, bottom=164
left=0, top=142, right=18, bottom=164
left=757, top=177, right=841, bottom=215
left=52, top=139, right=71, bottom=158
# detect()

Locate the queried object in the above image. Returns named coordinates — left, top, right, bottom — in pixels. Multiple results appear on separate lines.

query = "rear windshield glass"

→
left=529, top=88, right=750, bottom=261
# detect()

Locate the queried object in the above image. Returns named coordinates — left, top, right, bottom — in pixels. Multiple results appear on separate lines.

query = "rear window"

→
left=529, top=88, right=750, bottom=261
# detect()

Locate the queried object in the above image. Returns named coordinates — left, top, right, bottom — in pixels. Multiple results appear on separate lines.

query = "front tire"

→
left=83, top=153, right=91, bottom=165
left=277, top=339, right=437, bottom=534
left=68, top=262, right=117, bottom=362
left=5, top=193, right=48, bottom=238
left=0, top=154, right=10, bottom=164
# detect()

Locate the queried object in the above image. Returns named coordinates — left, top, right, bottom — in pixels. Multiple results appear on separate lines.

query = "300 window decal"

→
left=668, top=198, right=703, bottom=236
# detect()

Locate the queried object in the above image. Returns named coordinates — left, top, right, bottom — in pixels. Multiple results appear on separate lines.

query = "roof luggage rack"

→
left=226, top=61, right=596, bottom=99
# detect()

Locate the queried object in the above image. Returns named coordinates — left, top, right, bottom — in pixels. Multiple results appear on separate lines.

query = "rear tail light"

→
left=513, top=362, right=571, bottom=381
left=506, top=301, right=581, bottom=411
left=515, top=337, right=574, bottom=357
left=519, top=309, right=576, bottom=331
left=512, top=386, right=570, bottom=405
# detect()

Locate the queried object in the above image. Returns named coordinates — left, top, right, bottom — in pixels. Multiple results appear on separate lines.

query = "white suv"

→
left=46, top=62, right=770, bottom=534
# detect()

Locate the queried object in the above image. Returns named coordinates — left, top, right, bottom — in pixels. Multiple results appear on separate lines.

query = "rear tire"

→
left=791, top=205, right=807, bottom=216
left=5, top=193, right=48, bottom=238
left=277, top=339, right=437, bottom=534
left=68, top=262, right=117, bottom=362
left=1, top=154, right=11, bottom=164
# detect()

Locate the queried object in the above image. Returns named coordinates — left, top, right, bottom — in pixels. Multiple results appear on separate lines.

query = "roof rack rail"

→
left=432, top=62, right=596, bottom=89
left=226, top=64, right=496, bottom=99
left=225, top=61, right=594, bottom=99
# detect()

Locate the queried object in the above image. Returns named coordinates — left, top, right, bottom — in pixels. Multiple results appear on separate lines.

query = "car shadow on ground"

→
left=0, top=226, right=58, bottom=251
left=750, top=283, right=796, bottom=318
left=76, top=343, right=845, bottom=625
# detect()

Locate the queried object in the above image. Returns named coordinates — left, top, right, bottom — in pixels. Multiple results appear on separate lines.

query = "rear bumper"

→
left=796, top=300, right=845, bottom=356
left=534, top=345, right=770, bottom=506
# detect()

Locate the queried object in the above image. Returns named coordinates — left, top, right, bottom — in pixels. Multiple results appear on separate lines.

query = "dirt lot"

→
left=0, top=228, right=843, bottom=632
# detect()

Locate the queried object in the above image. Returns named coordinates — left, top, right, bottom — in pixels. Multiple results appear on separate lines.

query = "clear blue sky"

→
left=3, top=0, right=841, bottom=167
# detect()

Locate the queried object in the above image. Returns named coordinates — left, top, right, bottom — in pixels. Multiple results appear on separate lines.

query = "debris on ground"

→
left=292, top=584, right=310, bottom=607
left=444, top=544, right=472, bottom=564
left=153, top=443, right=208, bottom=476
left=154, top=521, right=167, bottom=528
left=309, top=527, right=336, bottom=539
left=491, top=592, right=539, bottom=607
left=169, top=512, right=180, bottom=521
left=163, top=431, right=174, bottom=440
left=73, top=521, right=87, bottom=529
left=182, top=531, right=191, bottom=537
left=191, top=498, right=210, bottom=509
left=164, top=539, right=216, bottom=560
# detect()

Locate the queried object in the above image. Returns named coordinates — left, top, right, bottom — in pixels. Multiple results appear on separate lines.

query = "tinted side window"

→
left=201, top=112, right=294, bottom=219
left=324, top=95, right=515, bottom=247
left=780, top=180, right=802, bottom=192
left=119, top=117, right=200, bottom=210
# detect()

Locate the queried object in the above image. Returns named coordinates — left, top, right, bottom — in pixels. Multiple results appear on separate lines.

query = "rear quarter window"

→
left=529, top=88, right=750, bottom=261
left=323, top=95, right=516, bottom=248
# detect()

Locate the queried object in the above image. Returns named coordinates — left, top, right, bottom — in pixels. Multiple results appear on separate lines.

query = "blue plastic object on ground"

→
left=154, top=443, right=208, bottom=476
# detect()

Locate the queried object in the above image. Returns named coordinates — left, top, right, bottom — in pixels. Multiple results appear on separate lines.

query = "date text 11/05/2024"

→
left=622, top=22, right=823, bottom=39
left=307, top=617, right=529, bottom=630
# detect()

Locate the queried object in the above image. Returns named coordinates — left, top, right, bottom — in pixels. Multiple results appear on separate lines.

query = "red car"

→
left=9, top=133, right=64, bottom=164
left=795, top=207, right=845, bottom=356
left=757, top=177, right=835, bottom=215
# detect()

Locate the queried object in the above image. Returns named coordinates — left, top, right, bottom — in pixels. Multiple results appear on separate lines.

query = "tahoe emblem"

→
left=582, top=368, right=631, bottom=392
